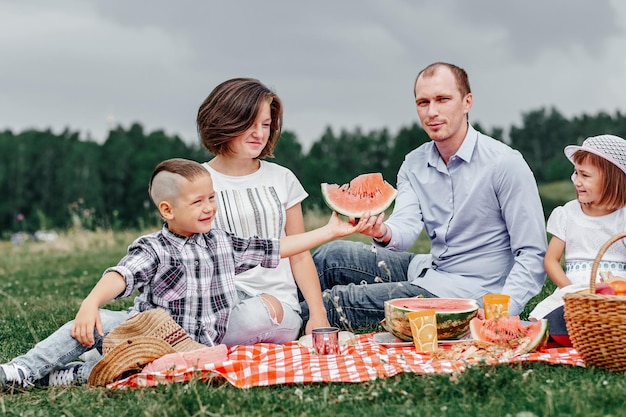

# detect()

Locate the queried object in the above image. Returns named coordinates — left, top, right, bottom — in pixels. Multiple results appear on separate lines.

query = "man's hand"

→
left=350, top=212, right=387, bottom=238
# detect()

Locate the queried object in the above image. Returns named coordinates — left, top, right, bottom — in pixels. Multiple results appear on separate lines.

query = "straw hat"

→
left=88, top=309, right=206, bottom=386
left=564, top=134, right=626, bottom=175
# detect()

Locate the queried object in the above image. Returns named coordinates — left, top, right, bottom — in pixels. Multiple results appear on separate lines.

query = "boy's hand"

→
left=350, top=212, right=386, bottom=238
left=70, top=300, right=103, bottom=347
left=329, top=211, right=370, bottom=237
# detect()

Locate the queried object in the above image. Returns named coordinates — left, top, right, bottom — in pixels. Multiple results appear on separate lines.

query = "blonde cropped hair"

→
left=148, top=158, right=210, bottom=207
left=414, top=62, right=471, bottom=98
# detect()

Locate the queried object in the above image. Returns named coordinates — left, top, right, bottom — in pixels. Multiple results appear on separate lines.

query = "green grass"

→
left=538, top=180, right=576, bottom=203
left=1, top=229, right=624, bottom=417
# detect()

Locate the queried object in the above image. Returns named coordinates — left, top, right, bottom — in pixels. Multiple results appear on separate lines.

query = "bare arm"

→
left=70, top=271, right=127, bottom=347
left=279, top=212, right=369, bottom=258
left=544, top=236, right=570, bottom=288
left=284, top=203, right=330, bottom=333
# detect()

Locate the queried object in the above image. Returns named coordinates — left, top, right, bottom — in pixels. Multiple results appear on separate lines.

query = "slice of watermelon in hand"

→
left=321, top=173, right=397, bottom=218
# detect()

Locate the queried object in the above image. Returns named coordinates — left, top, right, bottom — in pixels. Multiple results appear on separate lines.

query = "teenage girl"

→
left=197, top=78, right=330, bottom=345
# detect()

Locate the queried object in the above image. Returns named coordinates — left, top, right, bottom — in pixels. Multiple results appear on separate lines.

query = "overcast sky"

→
left=2, top=0, right=625, bottom=150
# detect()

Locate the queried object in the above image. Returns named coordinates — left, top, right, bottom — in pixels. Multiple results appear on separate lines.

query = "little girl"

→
left=530, top=134, right=626, bottom=346
left=197, top=78, right=330, bottom=345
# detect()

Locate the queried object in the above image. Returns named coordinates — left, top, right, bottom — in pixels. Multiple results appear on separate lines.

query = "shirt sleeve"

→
left=282, top=166, right=308, bottom=210
left=496, top=151, right=548, bottom=315
left=103, top=236, right=159, bottom=300
left=383, top=157, right=425, bottom=251
left=546, top=205, right=566, bottom=241
left=231, top=235, right=280, bottom=274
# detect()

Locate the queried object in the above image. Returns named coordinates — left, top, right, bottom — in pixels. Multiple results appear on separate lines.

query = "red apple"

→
left=595, top=283, right=617, bottom=295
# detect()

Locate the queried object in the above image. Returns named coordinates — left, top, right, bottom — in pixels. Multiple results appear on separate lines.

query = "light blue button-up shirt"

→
left=383, top=124, right=547, bottom=315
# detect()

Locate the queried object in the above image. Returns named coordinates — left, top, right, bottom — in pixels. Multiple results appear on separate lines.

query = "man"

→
left=302, top=62, right=547, bottom=328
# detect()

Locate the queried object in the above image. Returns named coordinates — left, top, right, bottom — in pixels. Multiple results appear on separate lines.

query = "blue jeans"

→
left=301, top=241, right=436, bottom=329
left=221, top=291, right=302, bottom=345
left=545, top=305, right=567, bottom=335
left=7, top=309, right=130, bottom=385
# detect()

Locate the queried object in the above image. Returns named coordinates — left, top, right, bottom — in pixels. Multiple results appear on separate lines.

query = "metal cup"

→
left=311, top=327, right=340, bottom=355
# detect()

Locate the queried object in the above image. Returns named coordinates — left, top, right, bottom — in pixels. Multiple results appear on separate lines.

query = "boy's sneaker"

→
left=38, top=362, right=83, bottom=387
left=0, top=363, right=32, bottom=390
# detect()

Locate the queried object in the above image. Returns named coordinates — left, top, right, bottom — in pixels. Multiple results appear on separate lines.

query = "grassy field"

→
left=538, top=180, right=575, bottom=203
left=1, top=227, right=624, bottom=417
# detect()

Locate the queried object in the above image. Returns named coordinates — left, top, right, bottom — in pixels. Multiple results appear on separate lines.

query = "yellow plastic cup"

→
left=483, top=294, right=511, bottom=319
left=407, top=309, right=438, bottom=352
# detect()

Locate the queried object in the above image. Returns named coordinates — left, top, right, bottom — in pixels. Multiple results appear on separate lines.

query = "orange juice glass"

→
left=483, top=294, right=510, bottom=319
left=407, top=309, right=438, bottom=352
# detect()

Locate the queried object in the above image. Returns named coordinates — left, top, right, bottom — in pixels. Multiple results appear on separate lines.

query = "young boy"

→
left=0, top=158, right=369, bottom=390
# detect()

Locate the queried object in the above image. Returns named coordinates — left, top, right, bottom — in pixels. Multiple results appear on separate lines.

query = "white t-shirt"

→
left=529, top=200, right=626, bottom=319
left=203, top=160, right=308, bottom=311
left=547, top=200, right=626, bottom=286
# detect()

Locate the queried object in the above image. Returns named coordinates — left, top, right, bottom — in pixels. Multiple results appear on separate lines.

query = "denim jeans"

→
left=301, top=241, right=436, bottom=329
left=544, top=305, right=567, bottom=335
left=221, top=291, right=302, bottom=345
left=8, top=309, right=130, bottom=385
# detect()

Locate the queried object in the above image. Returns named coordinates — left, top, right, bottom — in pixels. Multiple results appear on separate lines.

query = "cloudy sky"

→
left=1, top=0, right=625, bottom=149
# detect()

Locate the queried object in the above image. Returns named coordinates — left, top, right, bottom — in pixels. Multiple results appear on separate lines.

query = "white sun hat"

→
left=564, top=134, right=626, bottom=175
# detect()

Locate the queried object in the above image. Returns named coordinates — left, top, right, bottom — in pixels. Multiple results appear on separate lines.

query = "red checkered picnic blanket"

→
left=107, top=333, right=585, bottom=389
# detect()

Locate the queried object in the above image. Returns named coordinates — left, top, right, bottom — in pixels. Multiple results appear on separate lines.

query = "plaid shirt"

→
left=105, top=225, right=279, bottom=346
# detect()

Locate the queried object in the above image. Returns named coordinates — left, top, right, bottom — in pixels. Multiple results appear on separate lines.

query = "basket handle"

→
left=589, top=232, right=626, bottom=292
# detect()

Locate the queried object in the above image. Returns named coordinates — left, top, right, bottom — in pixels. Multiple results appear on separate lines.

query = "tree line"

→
left=3, top=106, right=626, bottom=237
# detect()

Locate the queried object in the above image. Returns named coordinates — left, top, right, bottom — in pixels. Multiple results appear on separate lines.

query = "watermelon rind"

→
left=469, top=317, right=549, bottom=354
left=321, top=173, right=397, bottom=218
left=383, top=297, right=479, bottom=341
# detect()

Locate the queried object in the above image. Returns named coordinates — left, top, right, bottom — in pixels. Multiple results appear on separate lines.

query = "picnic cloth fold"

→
left=106, top=333, right=585, bottom=389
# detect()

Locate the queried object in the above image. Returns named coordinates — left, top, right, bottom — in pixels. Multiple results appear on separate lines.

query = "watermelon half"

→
left=469, top=317, right=549, bottom=354
left=321, top=173, right=397, bottom=218
left=383, top=297, right=479, bottom=341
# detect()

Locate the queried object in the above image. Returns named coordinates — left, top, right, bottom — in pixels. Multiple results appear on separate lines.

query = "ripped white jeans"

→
left=220, top=291, right=302, bottom=346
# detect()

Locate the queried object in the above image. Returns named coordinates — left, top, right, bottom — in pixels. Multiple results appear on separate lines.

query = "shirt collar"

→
left=454, top=124, right=478, bottom=163
left=161, top=224, right=210, bottom=249
left=427, top=123, right=478, bottom=167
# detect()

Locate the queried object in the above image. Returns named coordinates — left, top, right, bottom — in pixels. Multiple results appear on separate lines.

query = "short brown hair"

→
left=573, top=151, right=626, bottom=210
left=414, top=62, right=471, bottom=98
left=148, top=158, right=210, bottom=206
left=197, top=78, right=283, bottom=158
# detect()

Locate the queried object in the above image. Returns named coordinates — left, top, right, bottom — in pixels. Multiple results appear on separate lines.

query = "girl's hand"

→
left=304, top=315, right=331, bottom=335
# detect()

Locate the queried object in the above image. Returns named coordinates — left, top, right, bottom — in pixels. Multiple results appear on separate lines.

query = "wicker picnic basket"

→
left=563, top=232, right=626, bottom=372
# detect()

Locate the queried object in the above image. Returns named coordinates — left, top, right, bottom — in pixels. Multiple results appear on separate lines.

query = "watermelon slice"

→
left=383, top=297, right=479, bottom=341
left=321, top=173, right=397, bottom=218
left=469, top=317, right=549, bottom=354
